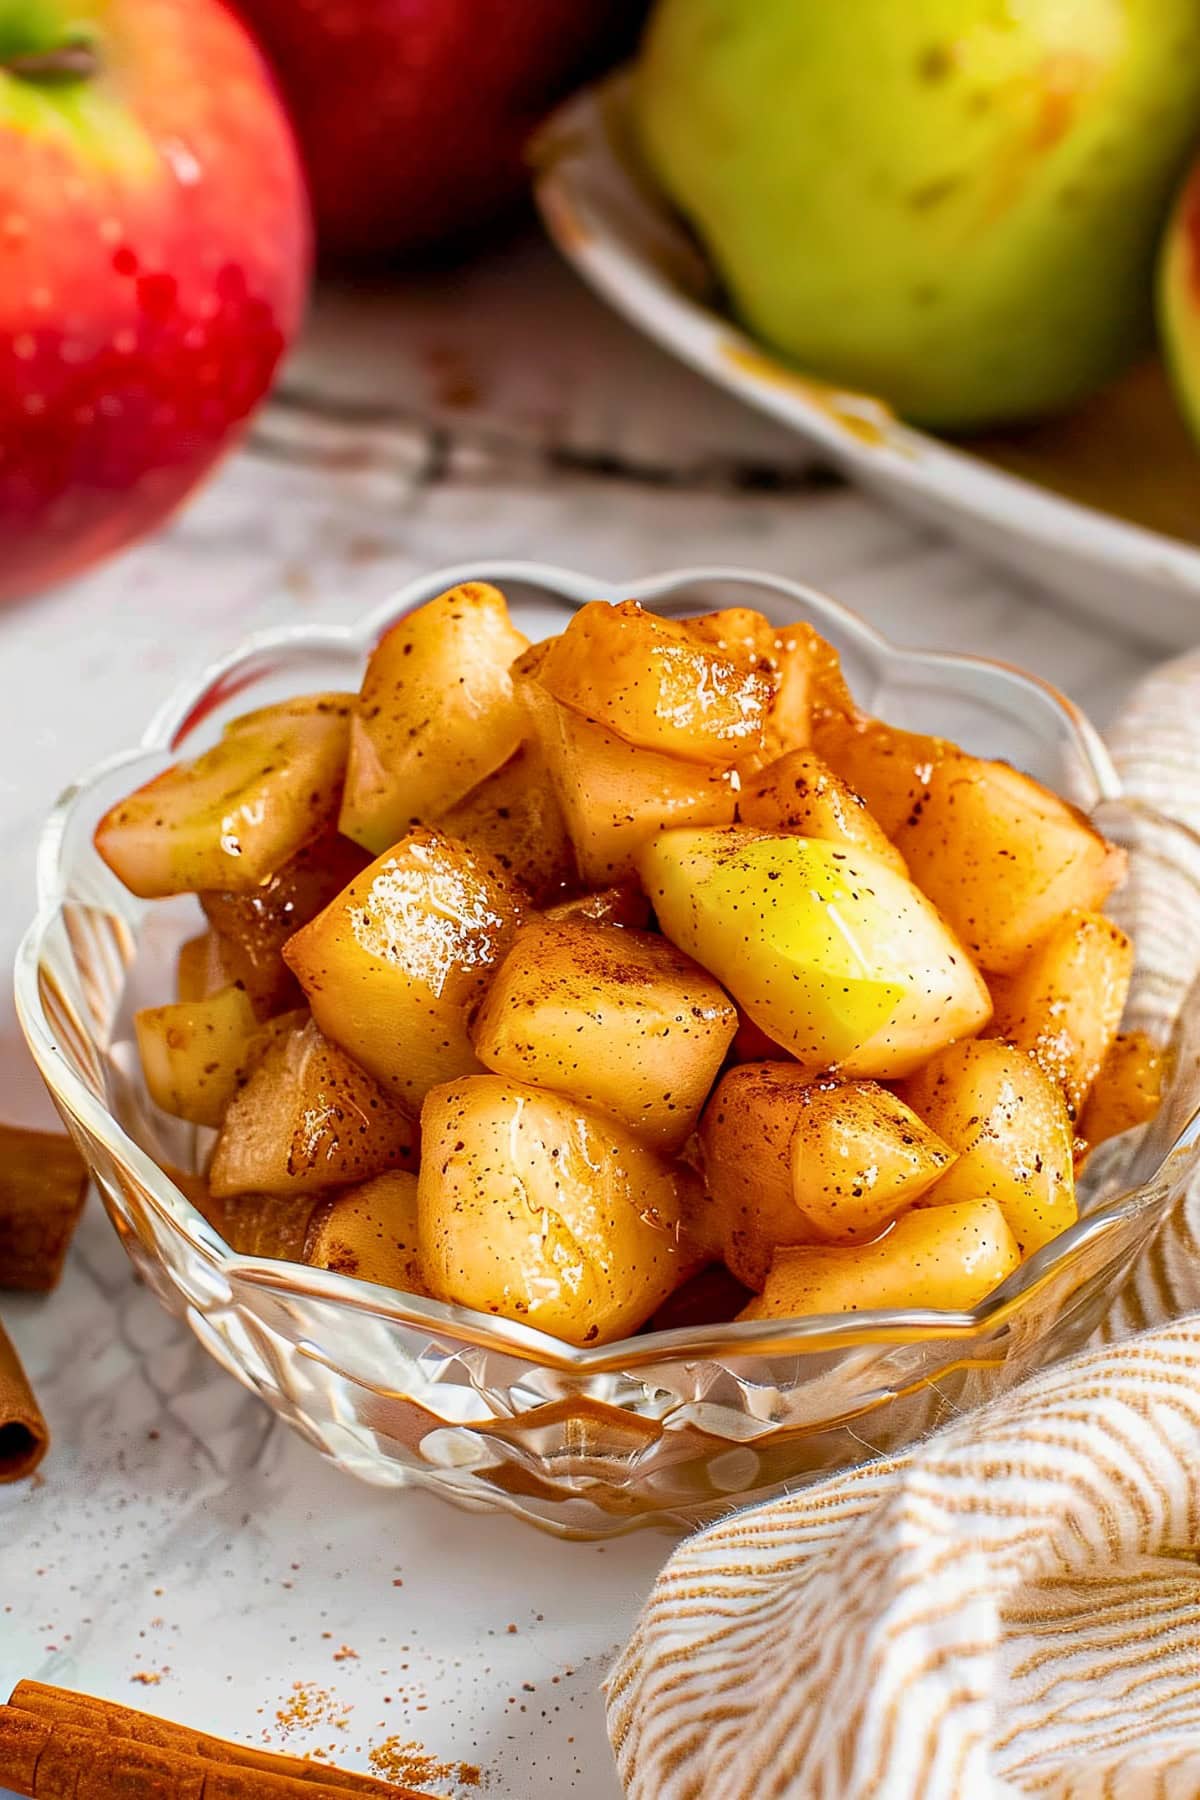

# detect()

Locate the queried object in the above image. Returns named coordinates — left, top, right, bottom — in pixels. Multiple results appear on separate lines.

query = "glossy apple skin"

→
left=232, top=0, right=647, bottom=257
left=0, top=0, right=310, bottom=604
left=1160, top=155, right=1200, bottom=447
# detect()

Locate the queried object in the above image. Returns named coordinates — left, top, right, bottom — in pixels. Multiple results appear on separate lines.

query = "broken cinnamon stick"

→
left=0, top=1323, right=48, bottom=1482
left=0, top=1125, right=89, bottom=1290
left=0, top=1702, right=432, bottom=1799
left=8, top=1684, right=416, bottom=1797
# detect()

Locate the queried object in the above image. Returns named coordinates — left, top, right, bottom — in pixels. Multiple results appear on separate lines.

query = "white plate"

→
left=534, top=75, right=1200, bottom=652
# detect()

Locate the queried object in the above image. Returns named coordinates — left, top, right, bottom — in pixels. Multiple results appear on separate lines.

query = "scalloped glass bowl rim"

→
left=13, top=557, right=1180, bottom=1374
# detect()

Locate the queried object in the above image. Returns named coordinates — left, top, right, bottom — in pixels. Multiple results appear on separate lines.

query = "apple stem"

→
left=3, top=41, right=98, bottom=82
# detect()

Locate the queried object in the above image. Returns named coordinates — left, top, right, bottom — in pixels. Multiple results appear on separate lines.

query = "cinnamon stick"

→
left=8, top=1686, right=415, bottom=1797
left=0, top=1126, right=89, bottom=1291
left=0, top=1705, right=432, bottom=1799
left=0, top=1320, right=48, bottom=1482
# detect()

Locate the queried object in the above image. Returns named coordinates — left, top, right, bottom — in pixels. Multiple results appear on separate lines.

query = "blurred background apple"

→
left=232, top=0, right=648, bottom=259
left=0, top=0, right=309, bottom=605
left=1161, top=155, right=1200, bottom=447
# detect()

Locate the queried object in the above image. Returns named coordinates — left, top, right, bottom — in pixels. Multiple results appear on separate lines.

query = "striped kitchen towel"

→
left=608, top=648, right=1200, bottom=1800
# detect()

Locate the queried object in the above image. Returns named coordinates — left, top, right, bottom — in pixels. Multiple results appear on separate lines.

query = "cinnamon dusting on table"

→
left=275, top=1681, right=353, bottom=1740
left=368, top=1738, right=481, bottom=1789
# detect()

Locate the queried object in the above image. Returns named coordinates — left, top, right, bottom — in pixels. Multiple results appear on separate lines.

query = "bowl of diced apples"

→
left=16, top=563, right=1200, bottom=1536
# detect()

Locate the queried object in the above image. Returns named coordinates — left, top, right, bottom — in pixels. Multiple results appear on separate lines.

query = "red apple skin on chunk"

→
left=0, top=0, right=310, bottom=603
left=1161, top=153, right=1200, bottom=446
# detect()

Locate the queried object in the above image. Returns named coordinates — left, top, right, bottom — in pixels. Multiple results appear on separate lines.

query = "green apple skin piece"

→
left=634, top=0, right=1200, bottom=429
left=637, top=828, right=992, bottom=1078
left=1160, top=154, right=1200, bottom=446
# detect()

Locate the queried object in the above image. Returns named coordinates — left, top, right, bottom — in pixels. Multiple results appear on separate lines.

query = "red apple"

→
left=0, top=0, right=310, bottom=604
left=232, top=0, right=647, bottom=258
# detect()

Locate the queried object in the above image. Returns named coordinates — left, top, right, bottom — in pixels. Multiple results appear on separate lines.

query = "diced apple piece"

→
left=135, top=985, right=262, bottom=1129
left=790, top=1081, right=956, bottom=1243
left=537, top=599, right=772, bottom=763
left=304, top=1171, right=428, bottom=1296
left=419, top=1076, right=696, bottom=1346
left=687, top=610, right=857, bottom=757
left=813, top=714, right=957, bottom=837
left=198, top=826, right=370, bottom=1019
left=198, top=1186, right=316, bottom=1262
left=698, top=1062, right=822, bottom=1289
left=1078, top=1031, right=1167, bottom=1148
left=896, top=1040, right=1076, bottom=1254
left=176, top=931, right=225, bottom=1003
left=543, top=883, right=652, bottom=929
left=437, top=739, right=576, bottom=904
left=208, top=1017, right=417, bottom=1199
left=339, top=582, right=529, bottom=852
left=892, top=758, right=1127, bottom=975
left=95, top=694, right=354, bottom=898
left=283, top=827, right=524, bottom=1111
left=991, top=910, right=1133, bottom=1120
left=738, top=748, right=907, bottom=873
left=639, top=827, right=991, bottom=1078
left=740, top=1200, right=1020, bottom=1320
left=472, top=919, right=737, bottom=1150
left=523, top=679, right=737, bottom=884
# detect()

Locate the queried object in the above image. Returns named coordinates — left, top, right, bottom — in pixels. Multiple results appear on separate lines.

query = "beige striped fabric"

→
left=608, top=650, right=1200, bottom=1800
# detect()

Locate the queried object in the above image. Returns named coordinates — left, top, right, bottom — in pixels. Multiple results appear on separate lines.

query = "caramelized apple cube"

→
left=437, top=739, right=576, bottom=904
left=991, top=910, right=1133, bottom=1119
left=208, top=1017, right=417, bottom=1198
left=897, top=1039, right=1076, bottom=1254
left=741, top=1199, right=1020, bottom=1320
left=304, top=1171, right=428, bottom=1296
left=340, top=582, right=529, bottom=852
left=738, top=748, right=907, bottom=873
left=418, top=1075, right=695, bottom=1345
left=1078, top=1031, right=1167, bottom=1148
left=814, top=714, right=957, bottom=837
left=789, top=1080, right=957, bottom=1242
left=199, top=825, right=370, bottom=1019
left=283, top=827, right=525, bottom=1111
left=135, top=985, right=263, bottom=1129
left=95, top=694, right=354, bottom=898
left=472, top=919, right=737, bottom=1150
left=523, top=679, right=737, bottom=884
left=892, top=759, right=1127, bottom=975
left=698, top=1062, right=822, bottom=1289
left=537, top=599, right=771, bottom=763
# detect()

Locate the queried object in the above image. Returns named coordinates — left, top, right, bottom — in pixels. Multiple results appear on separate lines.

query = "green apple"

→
left=637, top=827, right=992, bottom=1076
left=634, top=0, right=1200, bottom=428
left=1160, top=152, right=1200, bottom=445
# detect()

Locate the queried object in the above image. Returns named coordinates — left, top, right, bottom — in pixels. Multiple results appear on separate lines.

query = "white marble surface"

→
left=0, top=234, right=1165, bottom=1799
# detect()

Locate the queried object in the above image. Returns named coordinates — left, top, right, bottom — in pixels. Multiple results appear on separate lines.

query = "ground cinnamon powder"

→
left=367, top=1738, right=481, bottom=1789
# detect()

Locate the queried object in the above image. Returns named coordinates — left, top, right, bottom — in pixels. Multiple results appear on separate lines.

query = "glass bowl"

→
left=16, top=562, right=1200, bottom=1538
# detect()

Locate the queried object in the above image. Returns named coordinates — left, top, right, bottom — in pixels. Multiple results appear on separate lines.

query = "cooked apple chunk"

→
left=524, top=678, right=737, bottom=883
left=639, top=827, right=991, bottom=1078
left=789, top=1081, right=956, bottom=1242
left=738, top=748, right=907, bottom=873
left=472, top=919, right=737, bottom=1150
left=892, top=758, right=1127, bottom=975
left=1078, top=1031, right=1167, bottom=1148
left=95, top=693, right=354, bottom=898
left=687, top=610, right=856, bottom=758
left=199, top=825, right=369, bottom=1018
left=135, top=985, right=263, bottom=1129
left=283, top=827, right=525, bottom=1111
left=536, top=599, right=772, bottom=763
left=991, top=910, right=1133, bottom=1119
left=741, top=1199, right=1020, bottom=1320
left=897, top=1039, right=1076, bottom=1254
left=814, top=714, right=957, bottom=837
left=340, top=581, right=529, bottom=852
left=304, top=1171, right=428, bottom=1296
left=419, top=1076, right=695, bottom=1345
left=698, top=1062, right=825, bottom=1289
left=437, top=739, right=576, bottom=904
left=208, top=1017, right=417, bottom=1198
